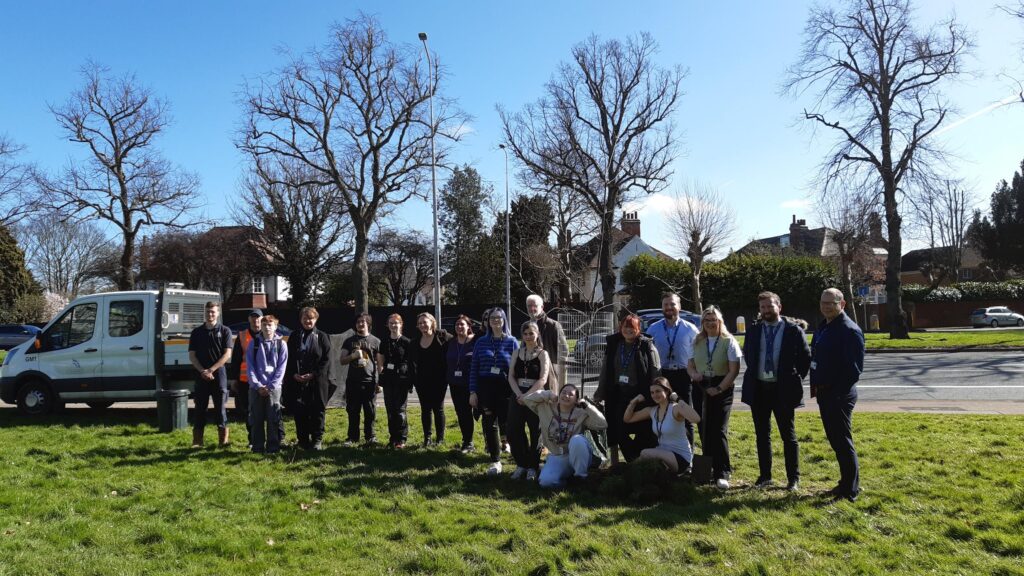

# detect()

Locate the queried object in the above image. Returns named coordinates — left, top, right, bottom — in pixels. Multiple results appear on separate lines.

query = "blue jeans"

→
left=538, top=435, right=593, bottom=488
left=249, top=387, right=282, bottom=453
left=193, top=370, right=228, bottom=431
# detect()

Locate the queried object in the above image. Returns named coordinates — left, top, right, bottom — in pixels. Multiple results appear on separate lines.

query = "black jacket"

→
left=809, top=312, right=865, bottom=396
left=594, top=333, right=659, bottom=404
left=284, top=328, right=334, bottom=410
left=741, top=319, right=812, bottom=408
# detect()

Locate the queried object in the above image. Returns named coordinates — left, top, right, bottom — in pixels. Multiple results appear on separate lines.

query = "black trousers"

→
left=450, top=382, right=475, bottom=448
left=507, top=389, right=541, bottom=469
left=193, top=373, right=228, bottom=431
left=661, top=369, right=695, bottom=446
left=606, top=389, right=658, bottom=462
left=382, top=381, right=409, bottom=445
left=477, top=378, right=510, bottom=462
left=818, top=387, right=859, bottom=496
left=417, top=379, right=447, bottom=442
left=292, top=381, right=327, bottom=446
left=345, top=381, right=377, bottom=442
left=750, top=389, right=799, bottom=483
left=232, top=381, right=252, bottom=444
left=698, top=377, right=733, bottom=480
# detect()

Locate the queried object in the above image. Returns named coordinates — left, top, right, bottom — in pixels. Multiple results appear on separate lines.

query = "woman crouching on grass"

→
left=623, top=377, right=700, bottom=474
left=522, top=384, right=607, bottom=488
left=246, top=314, right=288, bottom=454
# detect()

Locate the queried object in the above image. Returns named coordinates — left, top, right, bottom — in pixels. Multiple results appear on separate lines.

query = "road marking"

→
left=736, top=385, right=1024, bottom=389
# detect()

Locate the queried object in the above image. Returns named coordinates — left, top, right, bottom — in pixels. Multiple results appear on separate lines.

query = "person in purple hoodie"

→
left=246, top=314, right=288, bottom=454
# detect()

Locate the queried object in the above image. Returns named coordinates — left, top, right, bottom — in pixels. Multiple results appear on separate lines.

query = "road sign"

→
left=857, top=285, right=870, bottom=297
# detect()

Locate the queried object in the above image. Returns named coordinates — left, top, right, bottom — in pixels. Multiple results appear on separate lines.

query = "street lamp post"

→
left=419, top=32, right=442, bottom=324
left=498, top=144, right=512, bottom=324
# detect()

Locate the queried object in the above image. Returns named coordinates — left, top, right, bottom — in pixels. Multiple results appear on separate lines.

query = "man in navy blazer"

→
left=810, top=288, right=865, bottom=502
left=741, top=291, right=811, bottom=491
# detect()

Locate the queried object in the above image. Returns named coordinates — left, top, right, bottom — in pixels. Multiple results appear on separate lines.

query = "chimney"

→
left=867, top=212, right=885, bottom=246
left=621, top=211, right=641, bottom=238
left=789, top=215, right=809, bottom=252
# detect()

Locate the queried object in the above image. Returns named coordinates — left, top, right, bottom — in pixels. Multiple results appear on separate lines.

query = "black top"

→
left=741, top=319, right=812, bottom=408
left=810, top=312, right=865, bottom=396
left=380, top=335, right=412, bottom=380
left=411, top=332, right=448, bottom=386
left=343, top=333, right=380, bottom=385
left=188, top=323, right=233, bottom=371
left=283, top=327, right=334, bottom=409
left=513, top=348, right=543, bottom=382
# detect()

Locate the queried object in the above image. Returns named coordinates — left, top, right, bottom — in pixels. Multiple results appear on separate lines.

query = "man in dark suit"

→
left=811, top=288, right=865, bottom=502
left=742, top=291, right=812, bottom=491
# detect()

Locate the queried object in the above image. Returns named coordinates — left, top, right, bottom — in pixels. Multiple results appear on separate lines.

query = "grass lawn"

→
left=0, top=350, right=6, bottom=364
left=733, top=329, right=1024, bottom=350
left=1, top=407, right=1022, bottom=575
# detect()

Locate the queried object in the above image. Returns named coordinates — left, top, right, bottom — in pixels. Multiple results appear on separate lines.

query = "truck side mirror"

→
left=33, top=337, right=41, bottom=350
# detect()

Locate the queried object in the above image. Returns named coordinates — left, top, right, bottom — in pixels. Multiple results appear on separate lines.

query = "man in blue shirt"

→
left=811, top=288, right=865, bottom=502
left=647, top=293, right=699, bottom=445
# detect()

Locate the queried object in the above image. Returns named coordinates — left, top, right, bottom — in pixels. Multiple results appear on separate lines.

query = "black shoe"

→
left=365, top=438, right=379, bottom=447
left=754, top=477, right=773, bottom=489
left=423, top=438, right=434, bottom=448
left=786, top=479, right=800, bottom=492
left=312, top=441, right=324, bottom=451
left=460, top=443, right=475, bottom=454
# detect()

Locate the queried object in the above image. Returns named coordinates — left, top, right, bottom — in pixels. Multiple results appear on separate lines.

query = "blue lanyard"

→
left=763, top=323, right=779, bottom=372
left=663, top=321, right=681, bottom=361
left=619, top=341, right=638, bottom=375
left=705, top=337, right=719, bottom=374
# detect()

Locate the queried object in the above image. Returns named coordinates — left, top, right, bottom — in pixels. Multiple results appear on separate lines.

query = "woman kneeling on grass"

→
left=246, top=315, right=288, bottom=454
left=623, top=377, right=700, bottom=474
left=522, top=384, right=607, bottom=488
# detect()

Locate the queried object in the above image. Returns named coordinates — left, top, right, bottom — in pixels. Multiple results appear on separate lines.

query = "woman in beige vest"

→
left=687, top=306, right=743, bottom=489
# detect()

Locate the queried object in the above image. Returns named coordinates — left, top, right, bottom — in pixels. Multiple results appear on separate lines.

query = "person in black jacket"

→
left=526, top=294, right=568, bottom=392
left=741, top=292, right=812, bottom=491
left=593, top=314, right=661, bottom=464
left=284, top=307, right=333, bottom=451
left=341, top=313, right=381, bottom=445
left=409, top=312, right=451, bottom=447
left=811, top=288, right=865, bottom=502
left=377, top=313, right=412, bottom=448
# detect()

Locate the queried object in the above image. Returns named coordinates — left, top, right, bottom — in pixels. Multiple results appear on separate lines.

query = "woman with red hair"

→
left=594, top=313, right=661, bottom=464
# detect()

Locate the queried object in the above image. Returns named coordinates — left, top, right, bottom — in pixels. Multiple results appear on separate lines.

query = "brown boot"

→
left=218, top=427, right=231, bottom=447
left=191, top=428, right=204, bottom=449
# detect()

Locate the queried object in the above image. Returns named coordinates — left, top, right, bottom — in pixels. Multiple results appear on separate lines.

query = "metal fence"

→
left=553, top=306, right=616, bottom=398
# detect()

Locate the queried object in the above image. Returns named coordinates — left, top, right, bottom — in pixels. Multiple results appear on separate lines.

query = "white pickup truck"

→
left=1, top=288, right=221, bottom=415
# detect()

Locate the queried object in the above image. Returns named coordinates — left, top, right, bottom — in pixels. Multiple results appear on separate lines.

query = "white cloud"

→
left=623, top=192, right=676, bottom=217
left=444, top=122, right=474, bottom=139
left=780, top=198, right=811, bottom=209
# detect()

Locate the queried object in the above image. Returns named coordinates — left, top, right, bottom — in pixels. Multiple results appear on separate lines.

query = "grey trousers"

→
left=248, top=387, right=282, bottom=453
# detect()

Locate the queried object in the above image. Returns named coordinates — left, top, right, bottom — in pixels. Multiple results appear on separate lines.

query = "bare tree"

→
left=0, top=136, right=36, bottom=226
left=240, top=14, right=465, bottom=313
left=501, top=32, right=684, bottom=306
left=785, top=0, right=971, bottom=338
left=37, top=63, right=203, bottom=290
left=371, top=226, right=433, bottom=306
left=911, top=179, right=971, bottom=289
left=19, top=213, right=109, bottom=298
left=233, top=159, right=351, bottom=307
left=668, top=182, right=736, bottom=312
left=818, top=191, right=878, bottom=323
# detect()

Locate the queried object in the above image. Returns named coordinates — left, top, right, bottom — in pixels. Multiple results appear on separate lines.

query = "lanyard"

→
left=619, top=341, right=638, bottom=375
left=705, top=337, right=719, bottom=375
left=654, top=403, right=670, bottom=439
left=663, top=321, right=681, bottom=361
left=554, top=409, right=573, bottom=443
left=763, top=323, right=779, bottom=373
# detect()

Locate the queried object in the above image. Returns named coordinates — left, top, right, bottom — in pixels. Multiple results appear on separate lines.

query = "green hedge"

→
left=902, top=280, right=1024, bottom=303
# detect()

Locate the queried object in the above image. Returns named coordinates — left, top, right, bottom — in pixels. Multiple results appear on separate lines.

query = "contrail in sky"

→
left=934, top=92, right=1023, bottom=136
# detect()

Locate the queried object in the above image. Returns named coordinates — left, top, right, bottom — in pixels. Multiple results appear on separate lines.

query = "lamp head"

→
left=418, top=32, right=428, bottom=41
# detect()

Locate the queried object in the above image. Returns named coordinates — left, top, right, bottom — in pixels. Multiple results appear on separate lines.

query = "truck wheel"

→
left=87, top=401, right=115, bottom=410
left=16, top=381, right=55, bottom=416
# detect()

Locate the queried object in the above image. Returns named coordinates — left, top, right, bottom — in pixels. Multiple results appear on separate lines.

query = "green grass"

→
left=1, top=407, right=1022, bottom=575
left=734, top=329, right=1024, bottom=350
left=0, top=350, right=6, bottom=364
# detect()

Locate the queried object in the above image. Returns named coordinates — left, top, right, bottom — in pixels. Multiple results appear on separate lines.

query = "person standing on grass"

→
left=340, top=313, right=381, bottom=446
left=647, top=292, right=700, bottom=447
left=445, top=315, right=477, bottom=453
left=409, top=312, right=451, bottom=447
left=594, top=314, right=661, bottom=465
left=188, top=301, right=234, bottom=448
left=526, top=294, right=569, bottom=393
left=285, top=307, right=333, bottom=451
left=522, top=383, right=607, bottom=488
left=228, top=309, right=262, bottom=448
left=811, top=288, right=865, bottom=502
left=246, top=314, right=288, bottom=454
left=623, top=377, right=701, bottom=473
left=687, top=306, right=742, bottom=490
left=506, top=321, right=550, bottom=482
left=742, top=291, right=812, bottom=492
left=377, top=314, right=412, bottom=449
left=469, top=307, right=519, bottom=475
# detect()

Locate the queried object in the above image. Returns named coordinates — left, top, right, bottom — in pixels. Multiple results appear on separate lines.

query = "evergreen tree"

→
left=970, top=159, right=1024, bottom=278
left=0, top=223, right=40, bottom=323
left=439, top=166, right=503, bottom=305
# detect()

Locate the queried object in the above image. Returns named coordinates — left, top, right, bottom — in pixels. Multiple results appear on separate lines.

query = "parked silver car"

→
left=0, top=324, right=41, bottom=350
left=970, top=307, right=1024, bottom=328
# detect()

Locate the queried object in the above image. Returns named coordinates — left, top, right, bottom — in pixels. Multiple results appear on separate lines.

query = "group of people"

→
left=186, top=288, right=865, bottom=500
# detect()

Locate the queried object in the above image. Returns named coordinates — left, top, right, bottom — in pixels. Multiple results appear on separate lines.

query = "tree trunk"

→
left=841, top=257, right=858, bottom=325
left=118, top=232, right=136, bottom=291
left=352, top=218, right=370, bottom=314
left=883, top=182, right=910, bottom=338
left=691, top=271, right=702, bottom=314
left=597, top=208, right=616, bottom=307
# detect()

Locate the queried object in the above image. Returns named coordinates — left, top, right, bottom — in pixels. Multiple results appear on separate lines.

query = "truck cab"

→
left=0, top=289, right=220, bottom=415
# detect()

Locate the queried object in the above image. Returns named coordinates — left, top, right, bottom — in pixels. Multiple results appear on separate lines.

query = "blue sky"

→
left=3, top=0, right=1024, bottom=257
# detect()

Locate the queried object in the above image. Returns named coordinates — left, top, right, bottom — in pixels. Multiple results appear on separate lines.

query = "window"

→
left=46, top=303, right=97, bottom=350
left=252, top=277, right=265, bottom=294
left=109, top=300, right=144, bottom=337
left=959, top=268, right=973, bottom=281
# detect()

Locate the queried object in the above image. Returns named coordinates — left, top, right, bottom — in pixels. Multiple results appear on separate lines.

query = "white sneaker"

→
left=502, top=442, right=511, bottom=454
left=486, top=461, right=503, bottom=475
left=715, top=478, right=730, bottom=490
left=510, top=466, right=526, bottom=480
left=526, top=468, right=538, bottom=482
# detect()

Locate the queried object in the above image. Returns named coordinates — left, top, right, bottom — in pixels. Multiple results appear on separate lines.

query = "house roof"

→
left=901, top=246, right=956, bottom=272
left=570, top=227, right=674, bottom=270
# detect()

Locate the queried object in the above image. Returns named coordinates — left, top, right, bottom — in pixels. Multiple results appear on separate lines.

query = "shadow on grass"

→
left=0, top=407, right=162, bottom=429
